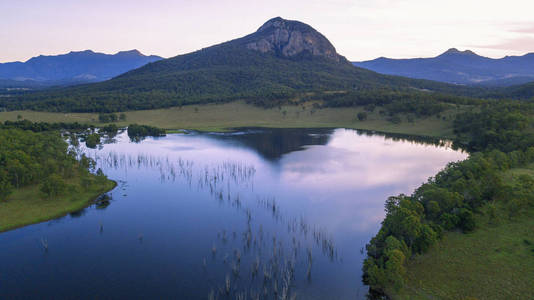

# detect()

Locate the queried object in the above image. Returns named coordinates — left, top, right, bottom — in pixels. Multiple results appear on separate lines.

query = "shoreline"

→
left=0, top=179, right=117, bottom=233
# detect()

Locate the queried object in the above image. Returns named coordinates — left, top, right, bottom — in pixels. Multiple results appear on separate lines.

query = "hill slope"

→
left=354, top=48, right=534, bottom=86
left=2, top=17, right=479, bottom=112
left=0, top=50, right=162, bottom=87
left=498, top=81, right=534, bottom=99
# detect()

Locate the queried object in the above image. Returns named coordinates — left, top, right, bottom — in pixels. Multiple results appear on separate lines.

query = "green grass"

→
left=394, top=167, right=534, bottom=300
left=0, top=175, right=116, bottom=232
left=0, top=101, right=458, bottom=138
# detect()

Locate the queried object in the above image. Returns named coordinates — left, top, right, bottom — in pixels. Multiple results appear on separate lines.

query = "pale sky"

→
left=1, top=0, right=534, bottom=63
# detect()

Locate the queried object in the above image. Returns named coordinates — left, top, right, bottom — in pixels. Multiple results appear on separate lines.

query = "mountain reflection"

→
left=208, top=128, right=333, bottom=161
left=205, top=127, right=459, bottom=162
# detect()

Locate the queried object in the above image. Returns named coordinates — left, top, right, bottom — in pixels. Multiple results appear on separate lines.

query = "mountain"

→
left=3, top=17, right=478, bottom=112
left=0, top=50, right=162, bottom=87
left=353, top=49, right=534, bottom=86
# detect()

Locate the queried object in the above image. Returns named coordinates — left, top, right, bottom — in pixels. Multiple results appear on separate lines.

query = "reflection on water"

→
left=208, top=128, right=332, bottom=160
left=0, top=128, right=467, bottom=299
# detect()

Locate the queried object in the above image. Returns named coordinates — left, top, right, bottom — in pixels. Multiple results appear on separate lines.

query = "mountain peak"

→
left=257, top=17, right=296, bottom=32
left=441, top=48, right=478, bottom=56
left=116, top=49, right=143, bottom=56
left=68, top=50, right=95, bottom=55
left=246, top=17, right=344, bottom=62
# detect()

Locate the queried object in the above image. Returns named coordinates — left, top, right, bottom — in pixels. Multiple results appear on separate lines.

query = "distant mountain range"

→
left=4, top=17, right=475, bottom=112
left=353, top=48, right=534, bottom=87
left=0, top=50, right=162, bottom=87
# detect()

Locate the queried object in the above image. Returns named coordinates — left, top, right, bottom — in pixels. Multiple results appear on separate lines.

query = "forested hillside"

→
left=491, top=81, right=534, bottom=100
left=0, top=18, right=483, bottom=113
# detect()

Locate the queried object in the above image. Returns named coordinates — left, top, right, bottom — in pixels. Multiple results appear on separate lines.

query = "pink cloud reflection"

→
left=277, top=129, right=468, bottom=234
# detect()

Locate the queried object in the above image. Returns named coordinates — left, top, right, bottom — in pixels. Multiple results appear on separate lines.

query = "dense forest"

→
left=363, top=102, right=534, bottom=295
left=0, top=127, right=106, bottom=201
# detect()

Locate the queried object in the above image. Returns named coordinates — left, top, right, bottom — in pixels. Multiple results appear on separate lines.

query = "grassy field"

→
left=0, top=175, right=116, bottom=233
left=0, top=101, right=458, bottom=138
left=394, top=166, right=534, bottom=300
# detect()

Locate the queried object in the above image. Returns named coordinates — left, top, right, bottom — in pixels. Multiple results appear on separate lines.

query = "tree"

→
left=385, top=249, right=406, bottom=291
left=425, top=200, right=441, bottom=219
left=0, top=173, right=13, bottom=201
left=95, top=168, right=108, bottom=186
left=79, top=154, right=96, bottom=172
left=85, top=133, right=101, bottom=149
left=458, top=208, right=476, bottom=232
left=414, top=224, right=438, bottom=253
left=127, top=124, right=165, bottom=141
left=69, top=133, right=80, bottom=147
left=364, top=104, right=376, bottom=112
left=101, top=124, right=118, bottom=136
left=40, top=174, right=66, bottom=198
left=357, top=111, right=368, bottom=121
left=80, top=175, right=93, bottom=191
left=98, top=113, right=118, bottom=123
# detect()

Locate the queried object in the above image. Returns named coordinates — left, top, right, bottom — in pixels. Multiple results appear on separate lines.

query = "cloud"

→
left=511, top=25, right=534, bottom=34
left=468, top=22, right=534, bottom=53
left=475, top=36, right=534, bottom=52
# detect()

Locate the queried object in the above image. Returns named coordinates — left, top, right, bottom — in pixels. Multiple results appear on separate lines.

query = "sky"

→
left=1, top=0, right=534, bottom=63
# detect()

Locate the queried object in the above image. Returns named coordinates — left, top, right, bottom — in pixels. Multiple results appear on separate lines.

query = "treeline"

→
left=363, top=102, right=534, bottom=294
left=316, top=90, right=496, bottom=119
left=319, top=90, right=479, bottom=107
left=250, top=89, right=488, bottom=120
left=1, top=120, right=91, bottom=132
left=0, top=128, right=106, bottom=200
left=1, top=120, right=167, bottom=148
left=0, top=120, right=113, bottom=149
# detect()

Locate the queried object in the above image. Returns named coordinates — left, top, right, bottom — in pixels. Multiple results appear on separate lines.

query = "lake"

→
left=0, top=128, right=467, bottom=299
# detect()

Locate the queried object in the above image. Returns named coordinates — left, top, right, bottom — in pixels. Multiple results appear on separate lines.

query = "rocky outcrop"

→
left=246, top=17, right=344, bottom=62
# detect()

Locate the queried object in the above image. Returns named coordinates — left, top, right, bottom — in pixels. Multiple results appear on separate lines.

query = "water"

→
left=0, top=128, right=467, bottom=299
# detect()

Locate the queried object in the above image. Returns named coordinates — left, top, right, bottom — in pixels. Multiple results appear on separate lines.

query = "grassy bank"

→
left=0, top=175, right=116, bottom=233
left=393, top=166, right=534, bottom=300
left=0, top=101, right=459, bottom=137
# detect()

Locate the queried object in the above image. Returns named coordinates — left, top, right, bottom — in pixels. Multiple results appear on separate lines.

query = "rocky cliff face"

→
left=245, top=17, right=345, bottom=62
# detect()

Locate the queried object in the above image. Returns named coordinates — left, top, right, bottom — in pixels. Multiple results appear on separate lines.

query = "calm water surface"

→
left=0, top=128, right=467, bottom=299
